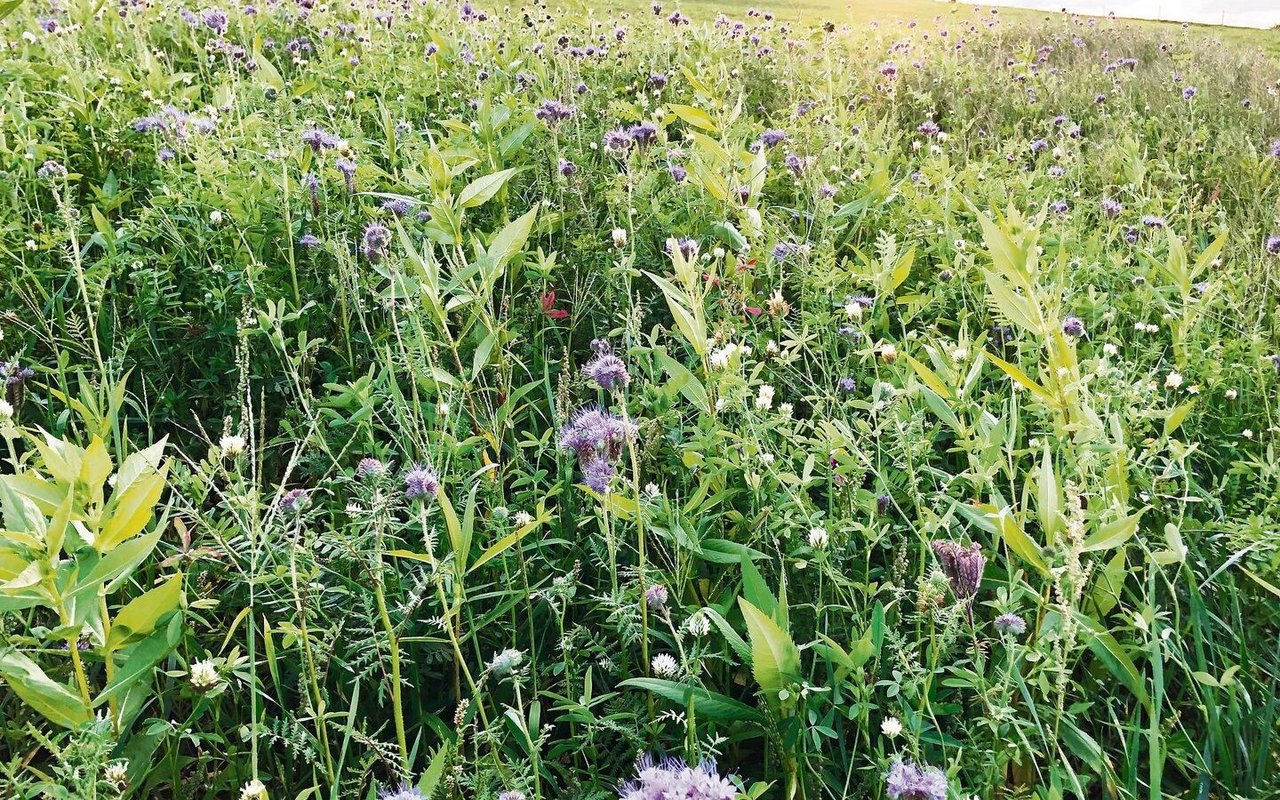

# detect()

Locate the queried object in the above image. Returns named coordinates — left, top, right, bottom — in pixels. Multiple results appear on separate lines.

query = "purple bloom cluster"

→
left=995, top=612, right=1027, bottom=636
left=357, top=457, right=388, bottom=479
left=1101, top=198, right=1123, bottom=217
left=583, top=340, right=630, bottom=391
left=885, top=759, right=947, bottom=800
left=617, top=756, right=736, bottom=800
left=1062, top=315, right=1085, bottom=337
left=535, top=99, right=576, bottom=126
left=760, top=129, right=788, bottom=148
left=362, top=223, right=391, bottom=263
left=404, top=464, right=440, bottom=500
left=931, top=540, right=985, bottom=600
left=1266, top=234, right=1280, bottom=255
left=559, top=407, right=637, bottom=494
left=916, top=119, right=941, bottom=137
left=302, top=127, right=343, bottom=152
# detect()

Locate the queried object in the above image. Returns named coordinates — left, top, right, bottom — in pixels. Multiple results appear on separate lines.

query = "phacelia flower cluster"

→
left=617, top=756, right=736, bottom=800
left=885, top=759, right=948, bottom=800
left=559, top=407, right=637, bottom=494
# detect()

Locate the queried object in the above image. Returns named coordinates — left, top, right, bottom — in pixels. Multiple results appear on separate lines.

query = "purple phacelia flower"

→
left=302, top=127, right=341, bottom=152
left=617, top=755, right=736, bottom=800
left=404, top=464, right=440, bottom=499
left=202, top=8, right=228, bottom=34
left=362, top=222, right=391, bottom=263
left=535, top=99, right=575, bottom=125
left=1141, top=214, right=1166, bottom=228
left=1101, top=198, right=1122, bottom=217
left=1062, top=315, right=1085, bottom=337
left=298, top=233, right=321, bottom=248
left=381, top=198, right=414, bottom=217
left=357, top=457, right=388, bottom=479
left=1266, top=234, right=1280, bottom=255
left=603, top=127, right=633, bottom=154
left=885, top=760, right=947, bottom=800
left=629, top=121, right=658, bottom=147
left=995, top=612, right=1027, bottom=636
left=838, top=377, right=857, bottom=393
left=917, top=119, right=941, bottom=137
left=559, top=158, right=577, bottom=177
left=669, top=164, right=687, bottom=182
left=583, top=340, right=630, bottom=391
left=760, top=129, right=788, bottom=148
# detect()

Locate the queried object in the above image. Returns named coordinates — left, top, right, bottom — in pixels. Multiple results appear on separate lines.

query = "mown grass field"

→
left=2, top=1, right=1280, bottom=799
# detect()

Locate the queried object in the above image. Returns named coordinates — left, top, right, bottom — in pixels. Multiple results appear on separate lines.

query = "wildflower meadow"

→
left=2, top=0, right=1280, bottom=798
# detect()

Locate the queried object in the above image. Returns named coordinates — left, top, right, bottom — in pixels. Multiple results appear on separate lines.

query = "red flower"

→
left=541, top=290, right=569, bottom=320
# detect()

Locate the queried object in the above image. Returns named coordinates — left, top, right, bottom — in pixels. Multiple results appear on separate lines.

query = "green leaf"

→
left=469, top=513, right=543, bottom=573
left=1081, top=509, right=1145, bottom=553
left=0, top=651, right=91, bottom=729
left=485, top=205, right=538, bottom=273
left=458, top=167, right=518, bottom=209
left=619, top=678, right=763, bottom=724
left=99, top=464, right=169, bottom=552
left=738, top=598, right=801, bottom=701
left=417, top=745, right=451, bottom=798
left=107, top=573, right=183, bottom=651
left=1163, top=400, right=1195, bottom=438
left=905, top=355, right=953, bottom=401
left=669, top=104, right=717, bottom=132
left=1074, top=611, right=1150, bottom=711
left=94, top=615, right=182, bottom=708
left=643, top=271, right=706, bottom=355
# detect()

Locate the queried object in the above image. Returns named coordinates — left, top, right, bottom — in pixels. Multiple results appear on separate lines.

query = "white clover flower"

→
left=240, top=779, right=268, bottom=800
left=755, top=384, right=775, bottom=410
left=807, top=526, right=829, bottom=549
left=611, top=227, right=628, bottom=248
left=104, top=761, right=129, bottom=790
left=880, top=716, right=903, bottom=738
left=189, top=659, right=222, bottom=693
left=950, top=347, right=968, bottom=361
left=778, top=402, right=794, bottom=418
left=685, top=610, right=712, bottom=638
left=879, top=343, right=898, bottom=363
left=1165, top=371, right=1183, bottom=390
left=513, top=510, right=534, bottom=526
left=651, top=653, right=679, bottom=677
left=220, top=434, right=246, bottom=456
left=0, top=400, right=12, bottom=419
left=1103, top=342, right=1118, bottom=356
left=209, top=210, right=223, bottom=224
left=489, top=648, right=525, bottom=676
left=1225, top=388, right=1238, bottom=400
left=1243, top=429, right=1254, bottom=439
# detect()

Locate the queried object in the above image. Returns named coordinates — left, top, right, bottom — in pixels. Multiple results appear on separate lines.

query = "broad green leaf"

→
left=669, top=104, right=716, bottom=132
left=458, top=167, right=518, bottom=209
left=1074, top=611, right=1150, bottom=711
left=107, top=573, right=183, bottom=651
left=0, top=651, right=91, bottom=729
left=99, top=464, right=169, bottom=552
left=94, top=615, right=183, bottom=708
left=986, top=352, right=1056, bottom=404
left=619, top=677, right=764, bottom=724
left=905, top=355, right=953, bottom=401
left=1081, top=509, right=1145, bottom=553
left=738, top=597, right=801, bottom=701
left=1163, top=400, right=1195, bottom=438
